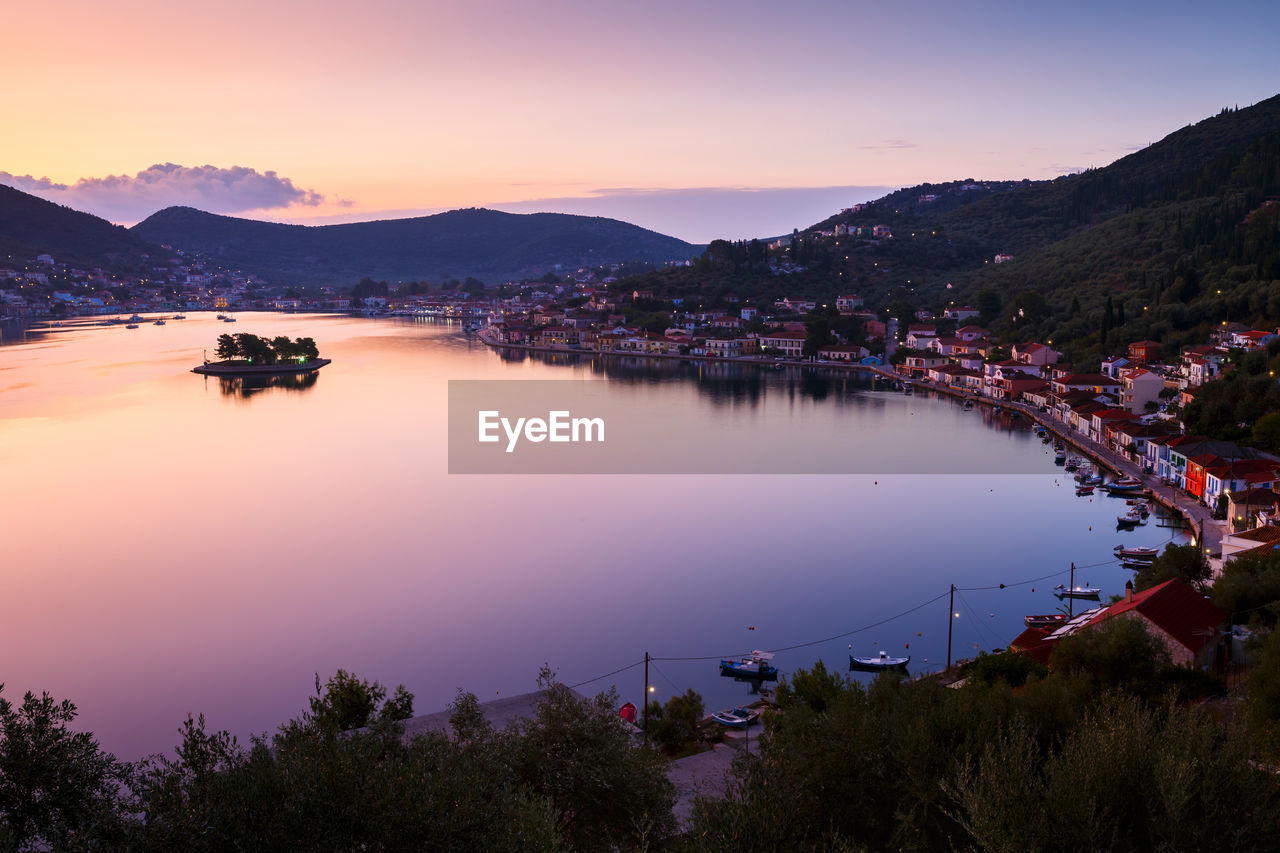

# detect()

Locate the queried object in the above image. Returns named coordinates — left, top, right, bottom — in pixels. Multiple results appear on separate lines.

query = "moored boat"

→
left=1115, top=546, right=1159, bottom=559
left=1025, top=613, right=1068, bottom=629
left=1054, top=584, right=1101, bottom=599
left=849, top=651, right=910, bottom=672
left=1075, top=485, right=1094, bottom=496
left=710, top=707, right=761, bottom=728
left=719, top=651, right=777, bottom=681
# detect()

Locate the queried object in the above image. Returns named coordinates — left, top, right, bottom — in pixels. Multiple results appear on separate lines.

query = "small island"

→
left=192, top=332, right=331, bottom=376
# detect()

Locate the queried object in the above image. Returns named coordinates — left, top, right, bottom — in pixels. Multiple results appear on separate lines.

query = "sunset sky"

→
left=4, top=0, right=1277, bottom=241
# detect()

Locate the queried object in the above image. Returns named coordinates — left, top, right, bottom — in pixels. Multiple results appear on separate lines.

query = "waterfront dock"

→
left=873, top=367, right=1223, bottom=558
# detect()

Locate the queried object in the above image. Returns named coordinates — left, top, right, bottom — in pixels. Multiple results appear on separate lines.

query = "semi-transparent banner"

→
left=448, top=379, right=1056, bottom=474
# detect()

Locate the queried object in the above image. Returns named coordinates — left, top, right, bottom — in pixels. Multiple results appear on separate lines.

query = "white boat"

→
left=1054, top=584, right=1101, bottom=599
left=153, top=318, right=166, bottom=325
left=849, top=651, right=910, bottom=672
left=1115, top=546, right=1158, bottom=559
left=710, top=707, right=761, bottom=728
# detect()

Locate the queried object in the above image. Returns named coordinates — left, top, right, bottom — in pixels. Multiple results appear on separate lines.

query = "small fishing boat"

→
left=128, top=314, right=144, bottom=322
left=1115, top=546, right=1159, bottom=559
left=1117, top=511, right=1142, bottom=527
left=153, top=318, right=166, bottom=325
left=125, top=323, right=139, bottom=329
left=710, top=707, right=761, bottom=728
left=1054, top=450, right=1067, bottom=465
left=1103, top=480, right=1144, bottom=495
left=849, top=651, right=911, bottom=673
left=1122, top=559, right=1155, bottom=570
left=1025, top=613, right=1068, bottom=629
left=719, top=651, right=777, bottom=681
left=1054, top=584, right=1101, bottom=600
left=172, top=314, right=186, bottom=320
left=1076, top=485, right=1094, bottom=496
left=963, top=400, right=975, bottom=410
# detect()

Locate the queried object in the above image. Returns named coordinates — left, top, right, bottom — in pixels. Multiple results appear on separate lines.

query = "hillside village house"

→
left=1220, top=525, right=1280, bottom=564
left=1120, top=367, right=1166, bottom=413
left=1227, top=489, right=1280, bottom=533
left=905, top=325, right=937, bottom=349
left=1012, top=342, right=1059, bottom=366
left=944, top=305, right=980, bottom=320
left=1101, top=355, right=1131, bottom=379
left=758, top=330, right=806, bottom=357
left=1127, top=340, right=1161, bottom=364
left=955, top=325, right=990, bottom=342
left=1051, top=373, right=1122, bottom=397
left=835, top=294, right=864, bottom=312
left=818, top=344, right=869, bottom=362
left=704, top=337, right=760, bottom=358
left=900, top=353, right=950, bottom=376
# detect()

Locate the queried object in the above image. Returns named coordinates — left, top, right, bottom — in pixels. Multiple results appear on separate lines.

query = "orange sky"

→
left=5, top=1, right=1278, bottom=238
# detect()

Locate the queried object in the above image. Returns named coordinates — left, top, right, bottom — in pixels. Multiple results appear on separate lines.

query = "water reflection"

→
left=213, top=371, right=321, bottom=399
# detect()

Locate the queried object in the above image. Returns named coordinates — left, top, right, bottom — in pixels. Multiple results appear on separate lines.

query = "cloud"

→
left=858, top=139, right=918, bottom=151
left=0, top=163, right=329, bottom=223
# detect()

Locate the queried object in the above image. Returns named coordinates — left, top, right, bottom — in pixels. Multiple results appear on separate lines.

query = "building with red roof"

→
left=1009, top=579, right=1224, bottom=669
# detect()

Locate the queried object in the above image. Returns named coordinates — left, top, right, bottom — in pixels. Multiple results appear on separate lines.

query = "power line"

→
left=652, top=589, right=953, bottom=662
left=567, top=659, right=644, bottom=690
left=566, top=549, right=1182, bottom=690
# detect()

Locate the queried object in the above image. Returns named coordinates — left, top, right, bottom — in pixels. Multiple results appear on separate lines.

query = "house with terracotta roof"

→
left=1230, top=329, right=1276, bottom=350
left=1201, top=457, right=1280, bottom=507
left=1120, top=367, right=1166, bottom=413
left=758, top=330, right=806, bottom=357
left=1128, top=340, right=1161, bottom=364
left=1227, top=489, right=1280, bottom=533
left=1221, top=524, right=1280, bottom=563
left=835, top=294, right=864, bottom=312
left=1010, top=579, right=1225, bottom=669
left=1012, top=342, right=1059, bottom=366
left=1051, top=373, right=1122, bottom=397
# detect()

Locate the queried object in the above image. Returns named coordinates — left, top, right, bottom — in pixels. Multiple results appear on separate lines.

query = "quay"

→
left=873, top=368, right=1222, bottom=559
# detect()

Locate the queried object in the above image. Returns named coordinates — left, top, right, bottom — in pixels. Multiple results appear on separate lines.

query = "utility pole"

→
left=1069, top=562, right=1076, bottom=617
left=946, top=583, right=955, bottom=672
left=642, top=651, right=649, bottom=743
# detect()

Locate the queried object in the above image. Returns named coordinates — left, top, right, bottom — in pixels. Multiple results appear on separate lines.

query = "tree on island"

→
left=215, top=333, right=239, bottom=361
left=213, top=334, right=321, bottom=364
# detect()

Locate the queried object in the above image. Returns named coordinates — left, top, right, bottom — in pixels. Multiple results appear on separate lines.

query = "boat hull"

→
left=849, top=654, right=910, bottom=673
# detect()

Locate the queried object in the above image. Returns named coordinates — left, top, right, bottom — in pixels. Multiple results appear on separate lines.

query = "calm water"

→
left=0, top=314, right=1186, bottom=758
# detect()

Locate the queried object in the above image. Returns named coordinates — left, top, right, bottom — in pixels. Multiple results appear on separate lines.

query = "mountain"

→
left=131, top=207, right=700, bottom=286
left=613, top=94, right=1280, bottom=366
left=0, top=183, right=159, bottom=270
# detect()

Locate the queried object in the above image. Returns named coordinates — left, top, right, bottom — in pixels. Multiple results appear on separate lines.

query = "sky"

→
left=3, top=0, right=1278, bottom=242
